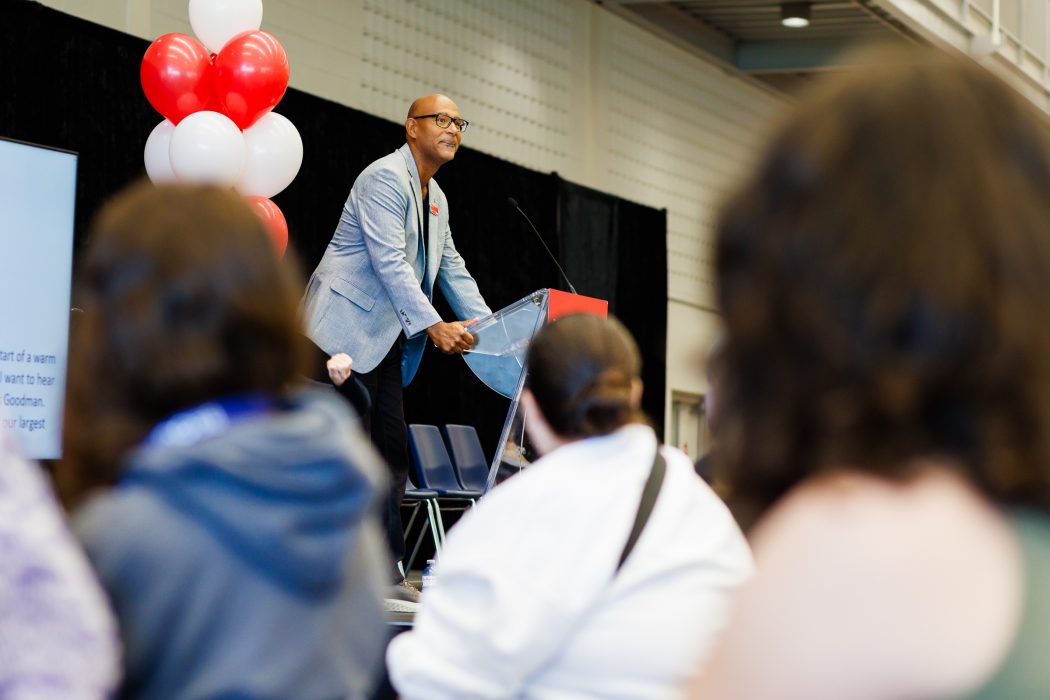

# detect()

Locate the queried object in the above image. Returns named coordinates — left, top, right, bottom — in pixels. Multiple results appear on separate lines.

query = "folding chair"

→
left=443, top=424, right=489, bottom=492
left=407, top=425, right=483, bottom=539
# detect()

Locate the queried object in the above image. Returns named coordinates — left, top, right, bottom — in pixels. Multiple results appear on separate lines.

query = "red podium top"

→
left=546, top=289, right=608, bottom=322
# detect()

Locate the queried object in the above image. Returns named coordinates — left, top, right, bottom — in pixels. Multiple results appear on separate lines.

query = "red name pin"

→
left=431, top=203, right=440, bottom=216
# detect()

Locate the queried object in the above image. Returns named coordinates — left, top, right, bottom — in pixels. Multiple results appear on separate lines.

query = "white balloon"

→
left=144, top=119, right=177, bottom=184
left=236, top=112, right=303, bottom=198
left=169, top=111, right=246, bottom=186
left=189, top=0, right=263, bottom=54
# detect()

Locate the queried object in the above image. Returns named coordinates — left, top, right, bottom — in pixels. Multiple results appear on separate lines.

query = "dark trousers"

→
left=356, top=339, right=410, bottom=583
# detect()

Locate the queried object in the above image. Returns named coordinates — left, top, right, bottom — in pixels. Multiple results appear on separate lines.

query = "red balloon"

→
left=140, top=34, right=215, bottom=125
left=246, top=196, right=288, bottom=256
left=214, top=31, right=290, bottom=130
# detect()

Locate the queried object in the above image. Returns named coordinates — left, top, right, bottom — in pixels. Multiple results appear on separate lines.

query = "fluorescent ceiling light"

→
left=781, top=3, right=811, bottom=28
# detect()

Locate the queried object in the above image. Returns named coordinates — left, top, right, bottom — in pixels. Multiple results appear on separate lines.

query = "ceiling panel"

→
left=601, top=0, right=917, bottom=93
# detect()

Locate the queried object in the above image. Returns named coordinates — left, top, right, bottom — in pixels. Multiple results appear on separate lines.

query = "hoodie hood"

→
left=120, top=387, right=386, bottom=599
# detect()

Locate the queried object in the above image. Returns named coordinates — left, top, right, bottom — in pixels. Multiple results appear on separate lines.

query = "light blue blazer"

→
left=303, top=144, right=491, bottom=386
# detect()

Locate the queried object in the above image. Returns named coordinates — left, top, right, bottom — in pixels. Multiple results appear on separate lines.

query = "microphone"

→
left=507, top=197, right=578, bottom=295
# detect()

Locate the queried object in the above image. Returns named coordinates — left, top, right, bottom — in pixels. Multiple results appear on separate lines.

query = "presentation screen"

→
left=0, top=137, right=77, bottom=459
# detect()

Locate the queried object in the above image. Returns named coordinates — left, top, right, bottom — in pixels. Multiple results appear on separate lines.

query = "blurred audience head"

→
left=714, top=45, right=1050, bottom=527
left=524, top=313, right=644, bottom=450
left=60, top=182, right=307, bottom=503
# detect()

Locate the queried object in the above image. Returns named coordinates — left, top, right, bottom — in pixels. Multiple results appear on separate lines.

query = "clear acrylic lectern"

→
left=462, top=288, right=607, bottom=492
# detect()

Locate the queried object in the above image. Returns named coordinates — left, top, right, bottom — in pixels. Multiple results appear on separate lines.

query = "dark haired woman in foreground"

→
left=388, top=314, right=751, bottom=699
left=691, top=47, right=1050, bottom=699
left=61, top=183, right=390, bottom=699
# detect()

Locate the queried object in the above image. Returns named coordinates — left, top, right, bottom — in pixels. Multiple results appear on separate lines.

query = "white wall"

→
left=874, top=0, right=1050, bottom=112
left=35, top=0, right=787, bottom=437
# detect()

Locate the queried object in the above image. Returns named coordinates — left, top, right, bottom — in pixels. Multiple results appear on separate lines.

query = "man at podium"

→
left=302, top=93, right=491, bottom=595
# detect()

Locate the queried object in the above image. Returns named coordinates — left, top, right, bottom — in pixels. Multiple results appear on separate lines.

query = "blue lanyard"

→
left=144, top=394, right=277, bottom=448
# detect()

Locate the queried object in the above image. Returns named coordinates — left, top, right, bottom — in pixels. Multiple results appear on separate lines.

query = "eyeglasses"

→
left=410, top=113, right=469, bottom=132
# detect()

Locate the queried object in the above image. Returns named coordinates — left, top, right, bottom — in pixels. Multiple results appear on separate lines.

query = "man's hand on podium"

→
left=426, top=319, right=479, bottom=354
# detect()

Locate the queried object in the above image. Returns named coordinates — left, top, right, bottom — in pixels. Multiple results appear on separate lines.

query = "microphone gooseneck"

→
left=506, top=197, right=578, bottom=295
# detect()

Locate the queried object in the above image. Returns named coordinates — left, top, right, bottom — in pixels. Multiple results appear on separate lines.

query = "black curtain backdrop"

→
left=558, top=181, right=668, bottom=433
left=1, top=0, right=667, bottom=459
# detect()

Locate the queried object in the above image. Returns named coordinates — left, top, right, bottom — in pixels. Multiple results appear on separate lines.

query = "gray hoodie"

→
left=75, top=388, right=390, bottom=700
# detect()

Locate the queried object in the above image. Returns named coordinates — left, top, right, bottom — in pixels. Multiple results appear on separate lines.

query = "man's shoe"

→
left=389, top=579, right=421, bottom=603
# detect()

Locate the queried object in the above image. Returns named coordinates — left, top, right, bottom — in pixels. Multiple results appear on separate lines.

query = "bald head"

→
left=408, top=94, right=455, bottom=120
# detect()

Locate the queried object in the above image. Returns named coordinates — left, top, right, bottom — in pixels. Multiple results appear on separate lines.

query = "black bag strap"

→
left=616, top=447, right=667, bottom=573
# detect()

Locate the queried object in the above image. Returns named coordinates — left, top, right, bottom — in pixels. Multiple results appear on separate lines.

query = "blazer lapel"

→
left=399, top=145, right=426, bottom=280
left=396, top=143, right=438, bottom=298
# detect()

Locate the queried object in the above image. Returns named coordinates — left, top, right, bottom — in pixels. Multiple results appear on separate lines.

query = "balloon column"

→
left=140, top=0, right=301, bottom=256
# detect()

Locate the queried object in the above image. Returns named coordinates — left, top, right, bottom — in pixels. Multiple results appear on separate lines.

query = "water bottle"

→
left=421, top=559, right=437, bottom=591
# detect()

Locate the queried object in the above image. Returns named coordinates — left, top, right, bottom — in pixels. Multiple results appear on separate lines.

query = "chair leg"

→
left=432, top=500, right=448, bottom=547
left=407, top=516, right=428, bottom=571
left=426, top=499, right=443, bottom=553
left=406, top=499, right=443, bottom=571
left=403, top=500, right=421, bottom=536
left=401, top=501, right=422, bottom=571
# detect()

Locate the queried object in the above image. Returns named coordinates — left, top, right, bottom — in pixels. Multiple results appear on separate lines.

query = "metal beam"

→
left=735, top=37, right=871, bottom=72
